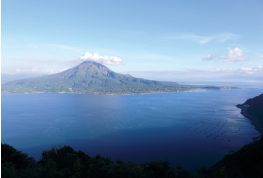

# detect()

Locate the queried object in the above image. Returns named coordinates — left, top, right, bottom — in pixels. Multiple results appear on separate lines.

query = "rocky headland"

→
left=237, top=93, right=263, bottom=135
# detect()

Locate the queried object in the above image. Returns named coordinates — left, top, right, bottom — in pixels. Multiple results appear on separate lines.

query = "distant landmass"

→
left=1, top=73, right=46, bottom=84
left=1, top=61, right=237, bottom=94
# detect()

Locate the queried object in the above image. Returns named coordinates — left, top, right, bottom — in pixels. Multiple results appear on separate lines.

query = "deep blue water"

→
left=1, top=85, right=262, bottom=170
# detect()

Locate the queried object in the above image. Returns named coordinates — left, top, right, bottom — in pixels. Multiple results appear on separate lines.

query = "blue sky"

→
left=2, top=0, right=263, bottom=82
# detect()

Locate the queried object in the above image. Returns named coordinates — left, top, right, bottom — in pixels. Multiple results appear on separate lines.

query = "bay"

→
left=1, top=85, right=262, bottom=170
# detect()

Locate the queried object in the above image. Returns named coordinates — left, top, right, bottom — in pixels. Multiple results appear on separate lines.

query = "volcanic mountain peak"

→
left=76, top=61, right=111, bottom=72
left=73, top=61, right=112, bottom=73
left=57, top=61, right=114, bottom=79
left=1, top=61, right=237, bottom=94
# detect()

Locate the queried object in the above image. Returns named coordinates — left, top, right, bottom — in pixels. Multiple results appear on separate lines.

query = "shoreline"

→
left=236, top=104, right=263, bottom=139
left=1, top=87, right=237, bottom=95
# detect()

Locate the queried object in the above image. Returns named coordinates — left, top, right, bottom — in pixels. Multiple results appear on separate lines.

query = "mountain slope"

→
left=237, top=94, right=263, bottom=134
left=244, top=94, right=263, bottom=122
left=1, top=73, right=46, bottom=84
left=1, top=61, right=235, bottom=94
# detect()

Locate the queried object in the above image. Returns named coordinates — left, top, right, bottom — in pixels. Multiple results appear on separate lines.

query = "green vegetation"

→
left=1, top=61, right=237, bottom=94
left=1, top=143, right=193, bottom=178
left=237, top=93, right=263, bottom=134
left=3, top=136, right=263, bottom=178
left=244, top=94, right=263, bottom=127
left=209, top=135, right=263, bottom=178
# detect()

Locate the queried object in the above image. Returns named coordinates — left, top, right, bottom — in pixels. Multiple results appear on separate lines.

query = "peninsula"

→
left=236, top=93, right=263, bottom=134
left=2, top=61, right=237, bottom=94
left=208, top=94, right=263, bottom=177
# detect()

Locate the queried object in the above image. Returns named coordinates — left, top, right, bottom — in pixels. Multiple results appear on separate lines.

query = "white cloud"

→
left=28, top=44, right=81, bottom=52
left=13, top=67, right=68, bottom=74
left=169, top=33, right=213, bottom=44
left=223, top=47, right=248, bottom=62
left=166, top=32, right=240, bottom=44
left=45, top=68, right=68, bottom=74
left=202, top=47, right=248, bottom=62
left=239, top=65, right=263, bottom=74
left=255, top=65, right=263, bottom=69
left=181, top=34, right=213, bottom=44
left=78, top=52, right=125, bottom=65
left=127, top=65, right=263, bottom=82
left=130, top=54, right=173, bottom=61
left=24, top=59, right=62, bottom=64
left=46, top=44, right=81, bottom=52
left=202, top=54, right=214, bottom=61
left=215, top=32, right=240, bottom=43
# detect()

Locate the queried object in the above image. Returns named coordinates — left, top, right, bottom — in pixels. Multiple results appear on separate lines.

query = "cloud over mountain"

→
left=79, top=52, right=125, bottom=65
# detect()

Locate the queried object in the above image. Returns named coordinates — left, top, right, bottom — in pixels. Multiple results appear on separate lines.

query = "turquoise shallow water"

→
left=1, top=86, right=262, bottom=170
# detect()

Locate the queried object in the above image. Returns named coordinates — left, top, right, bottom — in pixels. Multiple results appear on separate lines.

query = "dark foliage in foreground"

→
left=209, top=135, right=263, bottom=178
left=2, top=136, right=263, bottom=178
left=2, top=143, right=192, bottom=178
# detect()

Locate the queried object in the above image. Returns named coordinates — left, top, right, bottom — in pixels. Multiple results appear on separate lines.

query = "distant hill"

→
left=1, top=73, right=46, bottom=84
left=1, top=61, right=236, bottom=94
left=244, top=94, right=263, bottom=108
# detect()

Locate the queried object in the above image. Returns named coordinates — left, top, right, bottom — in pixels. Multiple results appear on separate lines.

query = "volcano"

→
left=1, top=61, right=234, bottom=94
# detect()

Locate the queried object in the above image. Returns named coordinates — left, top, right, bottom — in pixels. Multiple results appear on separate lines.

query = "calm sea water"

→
left=1, top=85, right=262, bottom=170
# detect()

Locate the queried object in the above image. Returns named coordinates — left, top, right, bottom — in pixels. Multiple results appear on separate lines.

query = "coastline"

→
left=236, top=104, right=263, bottom=137
left=1, top=87, right=237, bottom=95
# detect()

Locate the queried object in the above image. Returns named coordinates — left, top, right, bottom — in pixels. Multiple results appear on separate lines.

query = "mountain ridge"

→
left=1, top=61, right=237, bottom=94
